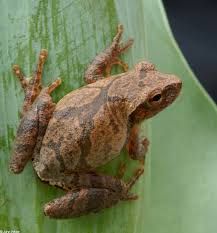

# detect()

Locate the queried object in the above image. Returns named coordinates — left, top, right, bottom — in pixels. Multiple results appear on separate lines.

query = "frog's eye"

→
left=151, top=94, right=162, bottom=102
left=148, top=90, right=162, bottom=105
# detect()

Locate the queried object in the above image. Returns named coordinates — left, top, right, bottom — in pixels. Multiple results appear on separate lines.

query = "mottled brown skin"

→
left=9, top=25, right=182, bottom=218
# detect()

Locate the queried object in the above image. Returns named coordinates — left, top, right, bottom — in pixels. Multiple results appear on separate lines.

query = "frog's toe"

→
left=118, top=38, right=134, bottom=54
left=12, top=64, right=28, bottom=90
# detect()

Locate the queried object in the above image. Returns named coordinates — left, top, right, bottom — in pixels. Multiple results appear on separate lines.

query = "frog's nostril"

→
left=177, top=81, right=182, bottom=87
left=176, top=81, right=182, bottom=92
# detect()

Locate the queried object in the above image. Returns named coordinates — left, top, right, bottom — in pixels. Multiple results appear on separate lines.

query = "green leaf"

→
left=0, top=0, right=217, bottom=232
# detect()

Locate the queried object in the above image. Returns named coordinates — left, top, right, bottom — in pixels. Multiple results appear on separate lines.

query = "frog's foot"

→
left=43, top=169, right=144, bottom=219
left=112, top=24, right=134, bottom=55
left=126, top=124, right=149, bottom=163
left=84, top=24, right=133, bottom=84
left=126, top=168, right=144, bottom=193
left=115, top=162, right=127, bottom=179
left=13, top=49, right=48, bottom=115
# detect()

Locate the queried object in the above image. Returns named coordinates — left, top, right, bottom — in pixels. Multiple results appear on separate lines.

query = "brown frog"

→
left=9, top=25, right=182, bottom=218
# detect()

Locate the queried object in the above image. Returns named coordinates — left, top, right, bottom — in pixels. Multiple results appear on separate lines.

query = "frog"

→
left=9, top=24, right=182, bottom=218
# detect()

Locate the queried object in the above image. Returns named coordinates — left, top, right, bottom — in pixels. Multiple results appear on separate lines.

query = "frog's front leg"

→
left=126, top=124, right=149, bottom=164
left=84, top=24, right=133, bottom=84
left=44, top=169, right=144, bottom=218
left=10, top=50, right=61, bottom=173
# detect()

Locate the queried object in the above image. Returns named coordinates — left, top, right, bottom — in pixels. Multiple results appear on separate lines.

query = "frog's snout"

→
left=175, top=78, right=182, bottom=92
left=164, top=76, right=182, bottom=104
left=173, top=80, right=182, bottom=96
left=169, top=75, right=182, bottom=94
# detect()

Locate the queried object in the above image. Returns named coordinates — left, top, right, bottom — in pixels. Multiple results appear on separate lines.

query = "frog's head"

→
left=129, top=61, right=182, bottom=123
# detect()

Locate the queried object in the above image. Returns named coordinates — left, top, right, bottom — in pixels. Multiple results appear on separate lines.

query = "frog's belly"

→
left=39, top=103, right=128, bottom=175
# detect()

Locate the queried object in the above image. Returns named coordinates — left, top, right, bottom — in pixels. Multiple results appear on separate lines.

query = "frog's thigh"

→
left=44, top=188, right=120, bottom=218
left=46, top=171, right=126, bottom=192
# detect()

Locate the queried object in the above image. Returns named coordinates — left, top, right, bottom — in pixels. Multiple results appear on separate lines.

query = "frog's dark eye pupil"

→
left=151, top=94, right=162, bottom=102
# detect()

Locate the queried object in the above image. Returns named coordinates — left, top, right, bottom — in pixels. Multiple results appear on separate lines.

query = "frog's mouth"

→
left=129, top=102, right=158, bottom=124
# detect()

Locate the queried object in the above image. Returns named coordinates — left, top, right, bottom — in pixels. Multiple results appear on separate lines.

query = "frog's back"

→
left=39, top=77, right=128, bottom=176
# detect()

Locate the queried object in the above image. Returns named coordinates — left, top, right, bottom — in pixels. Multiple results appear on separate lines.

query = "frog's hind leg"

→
left=43, top=169, right=144, bottom=219
left=115, top=162, right=127, bottom=179
left=10, top=76, right=61, bottom=174
left=84, top=24, right=133, bottom=84
left=13, top=49, right=48, bottom=115
left=43, top=172, right=126, bottom=218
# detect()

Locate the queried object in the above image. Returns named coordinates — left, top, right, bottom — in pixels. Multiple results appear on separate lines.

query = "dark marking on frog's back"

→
left=54, top=79, right=114, bottom=120
left=46, top=137, right=66, bottom=173
left=107, top=95, right=127, bottom=127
